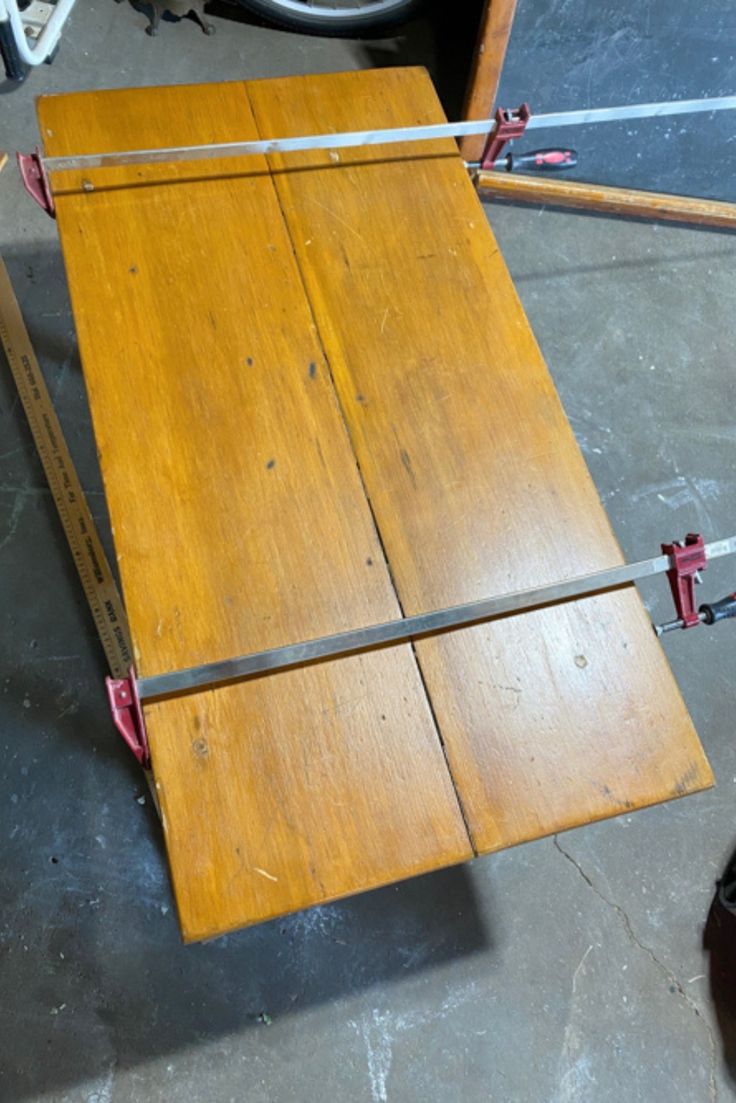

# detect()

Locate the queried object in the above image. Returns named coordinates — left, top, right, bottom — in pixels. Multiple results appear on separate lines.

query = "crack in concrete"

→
left=553, top=835, right=718, bottom=1102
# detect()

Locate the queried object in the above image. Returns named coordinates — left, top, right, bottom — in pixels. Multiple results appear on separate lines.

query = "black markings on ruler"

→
left=84, top=534, right=105, bottom=585
left=113, top=624, right=133, bottom=665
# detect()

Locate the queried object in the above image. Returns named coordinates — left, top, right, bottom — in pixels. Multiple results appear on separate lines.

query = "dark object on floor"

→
left=705, top=851, right=736, bottom=1083
left=118, top=0, right=215, bottom=35
left=719, top=849, right=736, bottom=913
left=236, top=0, right=424, bottom=36
left=0, top=0, right=34, bottom=81
left=0, top=17, right=28, bottom=81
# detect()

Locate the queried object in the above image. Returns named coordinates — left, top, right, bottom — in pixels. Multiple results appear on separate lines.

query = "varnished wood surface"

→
left=476, top=170, right=736, bottom=228
left=249, top=66, right=713, bottom=852
left=459, top=0, right=518, bottom=163
left=38, top=80, right=472, bottom=941
left=37, top=68, right=712, bottom=937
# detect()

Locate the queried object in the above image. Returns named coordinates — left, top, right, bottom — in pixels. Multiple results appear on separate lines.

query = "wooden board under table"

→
left=37, top=67, right=712, bottom=941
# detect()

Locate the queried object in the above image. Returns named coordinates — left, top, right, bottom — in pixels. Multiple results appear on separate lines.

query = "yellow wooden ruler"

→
left=0, top=255, right=133, bottom=679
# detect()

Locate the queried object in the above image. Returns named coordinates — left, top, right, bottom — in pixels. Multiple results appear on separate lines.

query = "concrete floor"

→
left=1, top=1, right=736, bottom=1100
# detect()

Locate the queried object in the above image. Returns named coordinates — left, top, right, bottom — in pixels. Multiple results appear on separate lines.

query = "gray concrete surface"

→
left=1, top=2, right=735, bottom=1100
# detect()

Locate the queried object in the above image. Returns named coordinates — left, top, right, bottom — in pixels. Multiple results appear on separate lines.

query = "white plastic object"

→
left=0, top=0, right=76, bottom=67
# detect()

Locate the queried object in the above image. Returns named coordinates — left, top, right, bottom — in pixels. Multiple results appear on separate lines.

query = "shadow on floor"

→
left=203, top=0, right=483, bottom=118
left=0, top=238, right=491, bottom=1101
left=0, top=555, right=492, bottom=1099
left=358, top=0, right=482, bottom=118
left=3, top=840, right=490, bottom=1101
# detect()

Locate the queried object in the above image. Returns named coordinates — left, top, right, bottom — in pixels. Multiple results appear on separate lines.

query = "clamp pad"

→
left=106, top=668, right=150, bottom=768
left=481, top=104, right=531, bottom=171
left=661, top=533, right=706, bottom=629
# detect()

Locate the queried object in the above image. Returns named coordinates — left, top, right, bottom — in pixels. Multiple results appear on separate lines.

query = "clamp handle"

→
left=503, top=147, right=578, bottom=172
left=700, top=593, right=736, bottom=625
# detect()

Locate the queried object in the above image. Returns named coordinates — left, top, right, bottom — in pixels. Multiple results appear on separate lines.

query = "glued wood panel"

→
left=37, top=81, right=472, bottom=941
left=37, top=69, right=712, bottom=940
left=247, top=66, right=713, bottom=851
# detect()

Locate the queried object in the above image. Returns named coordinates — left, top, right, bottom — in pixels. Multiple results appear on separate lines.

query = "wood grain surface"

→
left=248, top=66, right=712, bottom=852
left=459, top=0, right=518, bottom=163
left=476, top=170, right=736, bottom=228
left=37, top=68, right=712, bottom=938
left=38, top=80, right=472, bottom=941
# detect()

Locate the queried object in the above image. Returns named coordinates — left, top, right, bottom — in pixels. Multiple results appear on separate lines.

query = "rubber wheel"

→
left=237, top=0, right=425, bottom=36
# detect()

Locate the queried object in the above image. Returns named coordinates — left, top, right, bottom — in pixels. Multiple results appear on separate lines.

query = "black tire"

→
left=238, top=0, right=424, bottom=36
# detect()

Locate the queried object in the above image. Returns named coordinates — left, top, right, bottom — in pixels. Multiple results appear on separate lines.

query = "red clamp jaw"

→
left=106, top=668, right=150, bottom=769
left=17, top=149, right=55, bottom=218
left=480, top=104, right=531, bottom=171
left=660, top=533, right=706, bottom=631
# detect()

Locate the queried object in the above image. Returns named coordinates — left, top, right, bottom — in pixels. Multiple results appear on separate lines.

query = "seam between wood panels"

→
left=243, top=82, right=476, bottom=855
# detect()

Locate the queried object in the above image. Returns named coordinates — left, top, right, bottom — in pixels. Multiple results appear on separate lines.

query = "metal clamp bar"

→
left=32, top=93, right=736, bottom=177
left=135, top=534, right=736, bottom=702
left=41, top=117, right=500, bottom=174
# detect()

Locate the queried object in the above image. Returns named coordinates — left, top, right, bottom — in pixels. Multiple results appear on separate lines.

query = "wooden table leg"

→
left=459, top=0, right=518, bottom=165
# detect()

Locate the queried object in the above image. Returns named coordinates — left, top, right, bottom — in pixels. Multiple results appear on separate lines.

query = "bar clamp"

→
left=106, top=667, right=150, bottom=769
left=17, top=148, right=55, bottom=218
left=480, top=104, right=531, bottom=171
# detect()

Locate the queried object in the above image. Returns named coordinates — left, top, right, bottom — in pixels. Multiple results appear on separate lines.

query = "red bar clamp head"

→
left=106, top=667, right=150, bottom=769
left=481, top=104, right=531, bottom=171
left=661, top=533, right=706, bottom=629
left=16, top=149, right=55, bottom=218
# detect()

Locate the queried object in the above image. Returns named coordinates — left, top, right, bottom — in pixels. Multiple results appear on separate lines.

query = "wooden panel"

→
left=459, top=0, right=518, bottom=163
left=37, top=81, right=472, bottom=941
left=247, top=66, right=713, bottom=852
left=476, top=170, right=736, bottom=228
